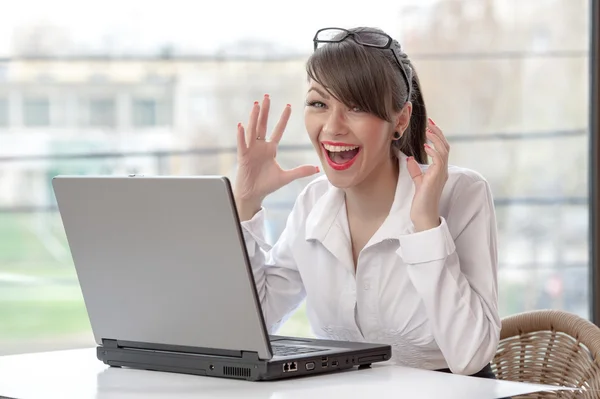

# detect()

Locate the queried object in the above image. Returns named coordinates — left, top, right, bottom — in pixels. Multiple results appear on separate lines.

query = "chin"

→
left=321, top=167, right=363, bottom=189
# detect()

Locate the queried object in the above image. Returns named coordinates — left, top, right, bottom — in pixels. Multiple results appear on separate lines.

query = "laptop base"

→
left=97, top=342, right=391, bottom=381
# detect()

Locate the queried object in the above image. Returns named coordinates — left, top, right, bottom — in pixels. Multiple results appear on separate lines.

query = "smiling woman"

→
left=307, top=27, right=429, bottom=164
left=232, top=26, right=503, bottom=379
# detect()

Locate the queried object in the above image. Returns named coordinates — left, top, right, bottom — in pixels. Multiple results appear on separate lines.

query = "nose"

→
left=322, top=108, right=349, bottom=137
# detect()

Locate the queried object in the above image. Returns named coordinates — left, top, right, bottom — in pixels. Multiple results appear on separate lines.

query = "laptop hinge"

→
left=241, top=351, right=261, bottom=361
left=102, top=339, right=119, bottom=349
left=101, top=338, right=261, bottom=360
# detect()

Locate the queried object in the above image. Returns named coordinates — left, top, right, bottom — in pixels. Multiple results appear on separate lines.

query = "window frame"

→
left=589, top=0, right=600, bottom=324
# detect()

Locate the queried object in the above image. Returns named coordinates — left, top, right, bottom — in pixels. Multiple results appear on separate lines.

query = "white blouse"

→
left=240, top=150, right=501, bottom=375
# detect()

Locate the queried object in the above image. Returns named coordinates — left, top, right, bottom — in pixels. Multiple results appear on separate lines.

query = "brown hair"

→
left=306, top=27, right=428, bottom=164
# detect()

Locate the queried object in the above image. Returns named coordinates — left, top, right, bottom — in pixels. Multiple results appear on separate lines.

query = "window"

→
left=23, top=97, right=50, bottom=127
left=133, top=99, right=156, bottom=127
left=132, top=98, right=172, bottom=127
left=0, top=98, right=7, bottom=127
left=89, top=98, right=116, bottom=128
left=0, top=0, right=595, bottom=356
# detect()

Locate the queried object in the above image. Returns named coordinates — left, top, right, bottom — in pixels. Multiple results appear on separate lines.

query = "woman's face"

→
left=304, top=80, right=405, bottom=189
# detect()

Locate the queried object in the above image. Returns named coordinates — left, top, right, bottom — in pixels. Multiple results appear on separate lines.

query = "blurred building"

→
left=0, top=55, right=315, bottom=207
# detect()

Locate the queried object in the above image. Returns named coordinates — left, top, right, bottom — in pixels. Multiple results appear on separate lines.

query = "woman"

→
left=232, top=27, right=501, bottom=378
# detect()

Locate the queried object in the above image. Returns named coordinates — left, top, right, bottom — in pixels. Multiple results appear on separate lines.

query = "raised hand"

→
left=406, top=118, right=450, bottom=232
left=233, top=95, right=319, bottom=221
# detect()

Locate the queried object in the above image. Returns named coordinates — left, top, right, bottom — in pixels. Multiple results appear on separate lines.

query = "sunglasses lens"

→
left=315, top=28, right=347, bottom=44
left=355, top=32, right=390, bottom=47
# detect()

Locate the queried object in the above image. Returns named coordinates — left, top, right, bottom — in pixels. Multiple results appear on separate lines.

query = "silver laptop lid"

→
left=52, top=175, right=272, bottom=360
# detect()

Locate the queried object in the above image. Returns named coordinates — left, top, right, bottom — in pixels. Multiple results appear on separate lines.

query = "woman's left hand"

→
left=406, top=118, right=450, bottom=232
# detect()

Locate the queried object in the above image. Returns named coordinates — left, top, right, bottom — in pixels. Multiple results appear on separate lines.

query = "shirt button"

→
left=364, top=282, right=370, bottom=290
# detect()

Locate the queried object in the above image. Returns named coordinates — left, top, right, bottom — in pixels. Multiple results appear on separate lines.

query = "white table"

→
left=0, top=348, right=573, bottom=399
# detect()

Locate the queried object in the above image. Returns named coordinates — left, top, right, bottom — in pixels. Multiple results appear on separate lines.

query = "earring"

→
left=393, top=131, right=401, bottom=140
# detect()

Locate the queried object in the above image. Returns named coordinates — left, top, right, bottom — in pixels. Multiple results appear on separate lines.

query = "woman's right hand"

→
left=234, top=95, right=320, bottom=221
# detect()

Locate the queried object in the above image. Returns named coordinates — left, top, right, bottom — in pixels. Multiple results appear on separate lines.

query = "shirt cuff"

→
left=397, top=217, right=456, bottom=264
left=240, top=207, right=272, bottom=257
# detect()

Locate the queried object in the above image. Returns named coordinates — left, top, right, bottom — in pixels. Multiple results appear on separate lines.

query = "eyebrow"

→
left=307, top=87, right=330, bottom=99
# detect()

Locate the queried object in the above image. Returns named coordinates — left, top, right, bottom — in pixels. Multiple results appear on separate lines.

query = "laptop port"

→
left=305, top=362, right=315, bottom=371
left=331, top=360, right=339, bottom=367
left=283, top=362, right=297, bottom=373
left=321, top=361, right=328, bottom=368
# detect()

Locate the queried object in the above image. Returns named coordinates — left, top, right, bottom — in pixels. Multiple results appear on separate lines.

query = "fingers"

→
left=406, top=156, right=423, bottom=188
left=257, top=94, right=270, bottom=139
left=423, top=143, right=441, bottom=166
left=425, top=130, right=448, bottom=161
left=246, top=101, right=260, bottom=143
left=282, top=164, right=320, bottom=185
left=426, top=119, right=449, bottom=171
left=237, top=122, right=247, bottom=154
left=270, top=104, right=292, bottom=144
left=427, top=118, right=450, bottom=152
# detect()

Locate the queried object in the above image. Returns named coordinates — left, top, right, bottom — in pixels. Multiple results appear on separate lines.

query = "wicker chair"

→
left=491, top=309, right=600, bottom=398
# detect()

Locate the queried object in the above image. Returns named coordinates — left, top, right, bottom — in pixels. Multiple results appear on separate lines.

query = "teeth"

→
left=323, top=144, right=359, bottom=152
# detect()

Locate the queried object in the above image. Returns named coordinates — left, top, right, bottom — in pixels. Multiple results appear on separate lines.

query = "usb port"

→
left=331, top=360, right=339, bottom=367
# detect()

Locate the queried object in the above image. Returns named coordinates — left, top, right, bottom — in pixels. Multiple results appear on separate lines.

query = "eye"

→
left=306, top=100, right=326, bottom=108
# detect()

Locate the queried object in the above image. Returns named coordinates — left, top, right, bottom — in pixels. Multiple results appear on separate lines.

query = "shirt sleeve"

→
left=397, top=179, right=501, bottom=375
left=240, top=201, right=307, bottom=334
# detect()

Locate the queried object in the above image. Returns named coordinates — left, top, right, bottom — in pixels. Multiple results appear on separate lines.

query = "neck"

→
left=344, top=155, right=399, bottom=220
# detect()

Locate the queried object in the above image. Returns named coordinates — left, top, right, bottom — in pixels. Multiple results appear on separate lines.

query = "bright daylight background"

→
left=0, top=0, right=592, bottom=354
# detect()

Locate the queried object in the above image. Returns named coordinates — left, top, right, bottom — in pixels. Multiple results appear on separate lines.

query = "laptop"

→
left=52, top=175, right=392, bottom=381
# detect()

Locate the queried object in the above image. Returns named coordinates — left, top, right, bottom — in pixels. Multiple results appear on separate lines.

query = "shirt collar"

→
left=305, top=150, right=416, bottom=251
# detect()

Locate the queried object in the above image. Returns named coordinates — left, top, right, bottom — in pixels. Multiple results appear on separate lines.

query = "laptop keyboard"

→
left=271, top=344, right=326, bottom=357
